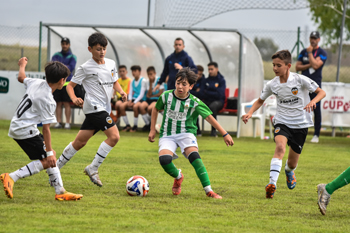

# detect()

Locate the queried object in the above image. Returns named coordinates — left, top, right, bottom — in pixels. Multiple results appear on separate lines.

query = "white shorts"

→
left=158, top=133, right=198, bottom=159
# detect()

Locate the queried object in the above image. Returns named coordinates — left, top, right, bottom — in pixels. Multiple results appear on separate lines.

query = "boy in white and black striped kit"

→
left=0, top=57, right=83, bottom=201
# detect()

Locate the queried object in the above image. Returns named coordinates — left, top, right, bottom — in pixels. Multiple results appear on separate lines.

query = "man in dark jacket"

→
left=154, top=38, right=197, bottom=91
left=202, top=62, right=226, bottom=137
left=190, top=65, right=206, bottom=136
left=52, top=37, right=77, bottom=129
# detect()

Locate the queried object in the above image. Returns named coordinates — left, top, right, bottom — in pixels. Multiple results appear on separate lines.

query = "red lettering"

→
left=344, top=102, right=350, bottom=112
left=323, top=101, right=328, bottom=109
left=329, top=100, right=335, bottom=109
left=337, top=101, right=344, bottom=109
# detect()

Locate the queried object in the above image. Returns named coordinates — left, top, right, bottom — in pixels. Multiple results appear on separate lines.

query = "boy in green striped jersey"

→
left=148, top=67, right=234, bottom=199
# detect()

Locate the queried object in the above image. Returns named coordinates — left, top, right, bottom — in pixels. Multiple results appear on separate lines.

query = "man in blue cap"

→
left=296, top=31, right=327, bottom=143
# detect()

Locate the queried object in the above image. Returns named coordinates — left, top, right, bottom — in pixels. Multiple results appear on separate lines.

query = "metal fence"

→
left=241, top=28, right=350, bottom=83
left=0, top=24, right=349, bottom=83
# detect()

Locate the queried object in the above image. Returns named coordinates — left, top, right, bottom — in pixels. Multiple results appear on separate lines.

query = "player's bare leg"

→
left=130, top=102, right=141, bottom=132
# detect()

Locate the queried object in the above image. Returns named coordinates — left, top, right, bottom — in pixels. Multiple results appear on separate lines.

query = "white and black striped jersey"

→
left=260, top=72, right=319, bottom=129
left=8, top=78, right=56, bottom=139
left=71, top=58, right=118, bottom=114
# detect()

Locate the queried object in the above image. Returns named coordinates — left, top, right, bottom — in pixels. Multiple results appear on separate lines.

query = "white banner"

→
left=321, top=82, right=350, bottom=127
left=0, top=71, right=45, bottom=120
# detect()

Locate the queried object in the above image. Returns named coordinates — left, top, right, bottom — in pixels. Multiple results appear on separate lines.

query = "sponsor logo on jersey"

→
left=167, top=109, right=186, bottom=120
left=280, top=98, right=299, bottom=105
left=215, top=83, right=219, bottom=87
left=274, top=127, right=280, bottom=133
left=0, top=76, right=9, bottom=93
left=106, top=116, right=113, bottom=124
left=291, top=87, right=298, bottom=95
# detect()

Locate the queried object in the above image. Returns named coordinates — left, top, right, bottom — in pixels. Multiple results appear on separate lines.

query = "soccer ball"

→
left=126, top=175, right=149, bottom=197
left=155, top=123, right=161, bottom=133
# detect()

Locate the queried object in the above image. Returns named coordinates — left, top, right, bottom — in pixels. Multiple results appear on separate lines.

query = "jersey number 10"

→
left=16, top=94, right=32, bottom=118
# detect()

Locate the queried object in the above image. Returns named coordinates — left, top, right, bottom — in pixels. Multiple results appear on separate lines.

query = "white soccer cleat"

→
left=64, top=123, right=71, bottom=129
left=311, top=135, right=319, bottom=143
left=84, top=165, right=103, bottom=187
left=317, top=183, right=331, bottom=215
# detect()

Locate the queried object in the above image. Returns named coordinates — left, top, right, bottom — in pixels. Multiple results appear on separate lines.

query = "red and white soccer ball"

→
left=126, top=175, right=149, bottom=197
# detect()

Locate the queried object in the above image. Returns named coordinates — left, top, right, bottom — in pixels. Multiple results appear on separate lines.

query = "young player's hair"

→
left=45, top=61, right=70, bottom=84
left=147, top=66, right=156, bottom=73
left=207, top=61, right=218, bottom=68
left=118, top=65, right=127, bottom=70
left=88, top=32, right=108, bottom=48
left=271, top=50, right=292, bottom=65
left=130, top=65, right=141, bottom=72
left=175, top=67, right=197, bottom=85
left=196, top=65, right=204, bottom=72
left=174, top=37, right=185, bottom=45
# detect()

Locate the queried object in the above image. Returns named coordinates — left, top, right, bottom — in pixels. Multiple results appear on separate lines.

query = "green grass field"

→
left=0, top=120, right=349, bottom=233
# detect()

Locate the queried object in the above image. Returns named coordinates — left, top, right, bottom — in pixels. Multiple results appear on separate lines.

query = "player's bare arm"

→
left=113, top=81, right=127, bottom=102
left=67, top=81, right=83, bottom=107
left=42, top=124, right=57, bottom=168
left=148, top=106, right=159, bottom=143
left=295, top=61, right=311, bottom=72
left=153, top=83, right=160, bottom=92
left=304, top=87, right=326, bottom=113
left=146, top=81, right=153, bottom=98
left=306, top=45, right=324, bottom=70
left=241, top=98, right=264, bottom=124
left=17, top=57, right=28, bottom=83
left=205, top=115, right=234, bottom=146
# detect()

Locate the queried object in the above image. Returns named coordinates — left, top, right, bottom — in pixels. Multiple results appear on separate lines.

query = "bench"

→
left=201, top=88, right=238, bottom=131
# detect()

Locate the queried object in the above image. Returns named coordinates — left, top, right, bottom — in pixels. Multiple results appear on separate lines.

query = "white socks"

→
left=57, top=142, right=78, bottom=169
left=91, top=141, right=113, bottom=172
left=269, top=158, right=282, bottom=185
left=142, top=114, right=150, bottom=125
left=204, top=185, right=213, bottom=194
left=122, top=115, right=129, bottom=125
left=133, top=117, right=138, bottom=127
left=285, top=160, right=296, bottom=173
left=47, top=167, right=66, bottom=194
left=9, top=160, right=44, bottom=182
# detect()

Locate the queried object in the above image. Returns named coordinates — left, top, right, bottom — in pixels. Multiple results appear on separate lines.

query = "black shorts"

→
left=14, top=134, right=47, bottom=160
left=146, top=99, right=157, bottom=105
left=53, top=85, right=85, bottom=102
left=53, top=86, right=71, bottom=102
left=81, top=111, right=115, bottom=134
left=274, top=124, right=308, bottom=154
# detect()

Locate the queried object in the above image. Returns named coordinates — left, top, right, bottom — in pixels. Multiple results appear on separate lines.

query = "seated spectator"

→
left=141, top=66, right=164, bottom=131
left=112, top=65, right=131, bottom=122
left=190, top=65, right=206, bottom=136
left=202, top=62, right=226, bottom=137
left=119, top=65, right=148, bottom=132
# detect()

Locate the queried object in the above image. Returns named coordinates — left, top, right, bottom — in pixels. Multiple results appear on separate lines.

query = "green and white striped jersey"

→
left=156, top=90, right=212, bottom=138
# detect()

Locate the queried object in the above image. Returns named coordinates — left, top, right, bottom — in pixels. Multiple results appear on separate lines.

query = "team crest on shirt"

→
left=291, top=87, right=298, bottom=95
left=106, top=116, right=113, bottom=124
left=275, top=127, right=280, bottom=134
left=215, top=83, right=219, bottom=87
left=185, top=104, right=189, bottom=109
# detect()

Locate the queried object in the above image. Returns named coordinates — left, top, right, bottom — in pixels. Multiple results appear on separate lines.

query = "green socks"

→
left=188, top=152, right=211, bottom=188
left=326, top=166, right=350, bottom=195
left=159, top=155, right=179, bottom=178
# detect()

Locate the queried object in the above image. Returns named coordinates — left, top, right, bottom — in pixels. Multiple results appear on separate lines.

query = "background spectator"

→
left=190, top=65, right=206, bottom=136
left=295, top=31, right=327, bottom=143
left=202, top=62, right=226, bottom=137
left=154, top=37, right=197, bottom=91
left=51, top=37, right=77, bottom=129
